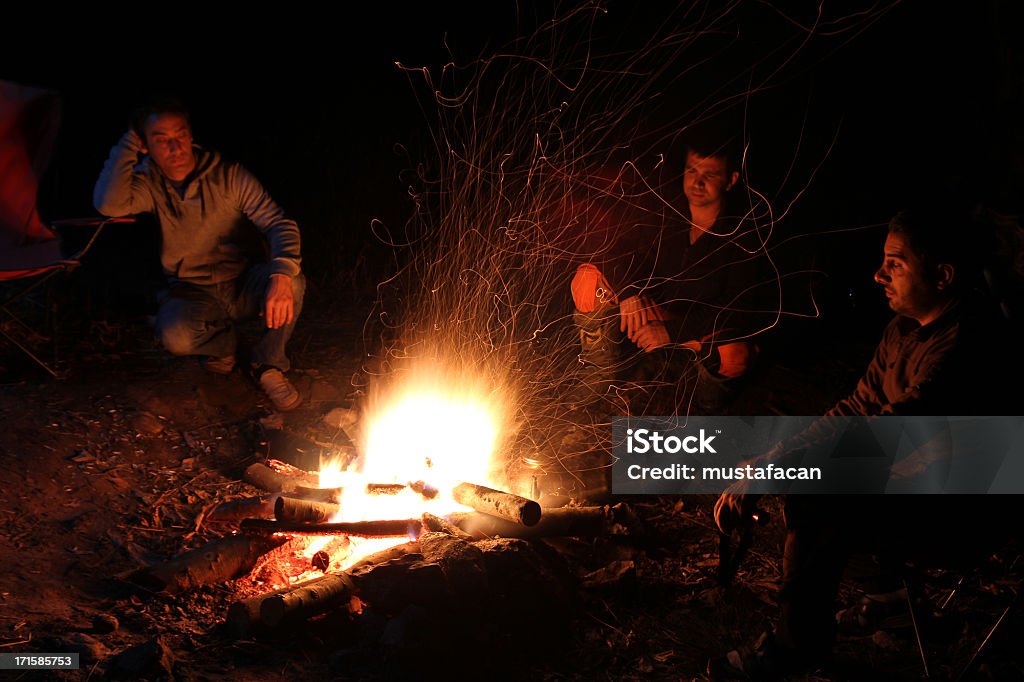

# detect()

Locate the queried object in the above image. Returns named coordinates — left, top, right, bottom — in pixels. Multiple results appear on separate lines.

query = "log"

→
left=257, top=542, right=422, bottom=627
left=311, top=536, right=352, bottom=571
left=244, top=462, right=317, bottom=493
left=451, top=482, right=541, bottom=526
left=291, top=486, right=344, bottom=503
left=418, top=532, right=487, bottom=599
left=348, top=541, right=420, bottom=571
left=226, top=586, right=292, bottom=636
left=366, top=483, right=407, bottom=495
left=449, top=505, right=616, bottom=539
left=421, top=512, right=473, bottom=540
left=206, top=495, right=278, bottom=524
left=260, top=573, right=358, bottom=627
left=275, top=495, right=340, bottom=523
left=124, top=535, right=287, bottom=594
left=290, top=483, right=411, bottom=501
left=240, top=518, right=421, bottom=538
left=226, top=542, right=419, bottom=633
left=349, top=554, right=449, bottom=612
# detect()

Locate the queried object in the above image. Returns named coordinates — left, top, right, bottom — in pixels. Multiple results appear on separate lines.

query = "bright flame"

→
left=310, top=361, right=513, bottom=570
left=364, top=393, right=501, bottom=488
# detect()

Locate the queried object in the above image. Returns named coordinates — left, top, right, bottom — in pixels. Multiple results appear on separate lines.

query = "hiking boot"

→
left=202, top=353, right=237, bottom=375
left=259, top=368, right=301, bottom=411
left=568, top=306, right=621, bottom=407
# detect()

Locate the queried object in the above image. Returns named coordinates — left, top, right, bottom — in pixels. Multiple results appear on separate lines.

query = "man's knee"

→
left=156, top=303, right=204, bottom=356
left=717, top=342, right=758, bottom=379
left=571, top=263, right=614, bottom=312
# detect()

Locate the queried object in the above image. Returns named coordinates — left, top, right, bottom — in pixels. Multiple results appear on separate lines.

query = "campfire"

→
left=120, top=365, right=634, bottom=646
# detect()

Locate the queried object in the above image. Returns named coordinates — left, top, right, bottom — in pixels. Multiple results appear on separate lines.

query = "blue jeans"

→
left=155, top=265, right=305, bottom=371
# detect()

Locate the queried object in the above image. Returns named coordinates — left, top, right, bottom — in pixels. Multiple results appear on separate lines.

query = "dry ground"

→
left=0, top=306, right=1020, bottom=681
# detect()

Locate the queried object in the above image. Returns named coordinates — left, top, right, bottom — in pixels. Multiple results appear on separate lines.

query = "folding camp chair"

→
left=0, top=80, right=128, bottom=376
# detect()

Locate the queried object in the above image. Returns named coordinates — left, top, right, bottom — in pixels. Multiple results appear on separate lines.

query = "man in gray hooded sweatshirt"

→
left=94, top=99, right=305, bottom=411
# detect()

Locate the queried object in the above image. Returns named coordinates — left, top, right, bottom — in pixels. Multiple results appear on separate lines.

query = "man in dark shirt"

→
left=710, top=208, right=1016, bottom=678
left=571, top=140, right=772, bottom=411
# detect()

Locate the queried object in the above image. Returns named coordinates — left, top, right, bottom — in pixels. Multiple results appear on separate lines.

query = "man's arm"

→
left=714, top=323, right=893, bottom=532
left=230, top=164, right=301, bottom=279
left=93, top=130, right=155, bottom=217
left=230, top=164, right=301, bottom=329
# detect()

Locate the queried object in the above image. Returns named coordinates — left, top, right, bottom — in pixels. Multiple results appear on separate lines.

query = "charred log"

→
left=240, top=518, right=420, bottom=538
left=418, top=532, right=487, bottom=600
left=290, top=486, right=344, bottom=503
left=451, top=482, right=541, bottom=526
left=226, top=585, right=293, bottom=636
left=260, top=573, right=358, bottom=627
left=348, top=541, right=420, bottom=571
left=243, top=542, right=421, bottom=628
left=349, top=554, right=449, bottom=613
left=421, top=512, right=473, bottom=540
left=449, top=505, right=625, bottom=539
left=244, top=462, right=317, bottom=493
left=124, top=535, right=287, bottom=594
left=311, top=537, right=352, bottom=571
left=206, top=496, right=277, bottom=524
left=366, top=483, right=407, bottom=495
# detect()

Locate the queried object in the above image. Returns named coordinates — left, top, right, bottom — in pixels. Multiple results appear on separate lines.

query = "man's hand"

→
left=126, top=128, right=145, bottom=153
left=620, top=295, right=670, bottom=342
left=633, top=321, right=671, bottom=352
left=264, top=274, right=295, bottom=329
left=619, top=295, right=650, bottom=340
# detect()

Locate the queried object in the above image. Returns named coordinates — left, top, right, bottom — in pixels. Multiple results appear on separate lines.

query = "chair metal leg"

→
left=0, top=322, right=60, bottom=377
left=1, top=268, right=66, bottom=378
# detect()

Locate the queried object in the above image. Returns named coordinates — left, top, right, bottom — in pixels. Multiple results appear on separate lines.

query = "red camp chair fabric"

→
left=0, top=80, right=127, bottom=375
left=0, top=80, right=63, bottom=280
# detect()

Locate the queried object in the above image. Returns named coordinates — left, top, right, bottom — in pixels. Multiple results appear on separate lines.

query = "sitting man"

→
left=94, top=98, right=304, bottom=411
left=570, top=139, right=771, bottom=412
left=710, top=207, right=1018, bottom=678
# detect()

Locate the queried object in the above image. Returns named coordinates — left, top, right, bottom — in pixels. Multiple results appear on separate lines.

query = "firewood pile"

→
left=112, top=430, right=642, bottom=675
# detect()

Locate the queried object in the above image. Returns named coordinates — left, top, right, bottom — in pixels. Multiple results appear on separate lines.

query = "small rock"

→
left=131, top=411, right=164, bottom=436
left=92, top=613, right=119, bottom=634
left=61, top=632, right=107, bottom=663
left=106, top=636, right=174, bottom=679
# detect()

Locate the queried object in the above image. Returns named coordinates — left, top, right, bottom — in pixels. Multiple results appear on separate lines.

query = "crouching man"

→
left=94, top=98, right=304, bottom=411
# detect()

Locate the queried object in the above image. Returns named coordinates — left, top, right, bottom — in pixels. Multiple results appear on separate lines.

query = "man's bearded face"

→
left=874, top=231, right=945, bottom=324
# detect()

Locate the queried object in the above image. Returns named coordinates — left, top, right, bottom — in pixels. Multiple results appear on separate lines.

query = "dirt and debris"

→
left=0, top=309, right=1021, bottom=681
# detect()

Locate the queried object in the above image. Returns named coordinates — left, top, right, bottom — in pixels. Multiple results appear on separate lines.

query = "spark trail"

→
left=361, top=1, right=897, bottom=497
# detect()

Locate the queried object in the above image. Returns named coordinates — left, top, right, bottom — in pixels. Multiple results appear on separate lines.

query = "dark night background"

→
left=3, top=0, right=1023, bottom=348
left=1, top=4, right=1023, bottom=678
